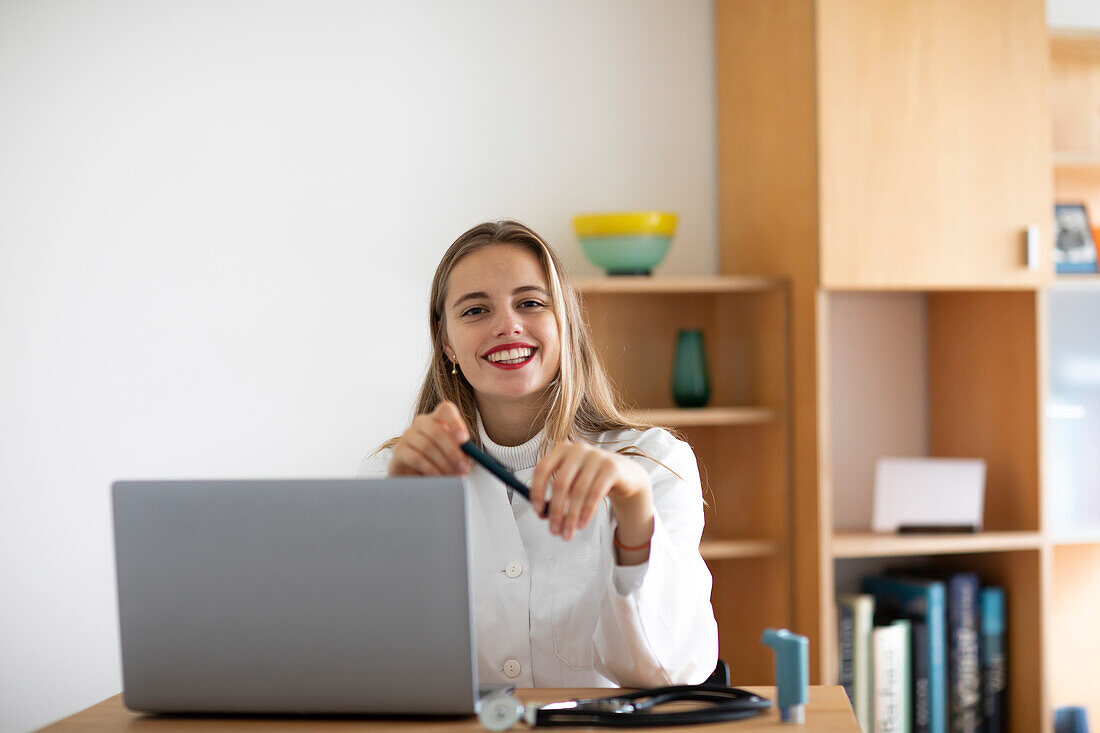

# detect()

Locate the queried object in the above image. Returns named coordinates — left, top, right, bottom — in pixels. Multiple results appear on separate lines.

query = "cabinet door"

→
left=816, top=0, right=1052, bottom=289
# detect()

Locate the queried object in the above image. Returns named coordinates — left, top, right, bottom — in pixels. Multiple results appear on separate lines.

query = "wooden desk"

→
left=41, top=687, right=859, bottom=731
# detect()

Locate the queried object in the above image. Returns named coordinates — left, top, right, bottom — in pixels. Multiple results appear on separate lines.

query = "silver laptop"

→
left=112, top=478, right=497, bottom=715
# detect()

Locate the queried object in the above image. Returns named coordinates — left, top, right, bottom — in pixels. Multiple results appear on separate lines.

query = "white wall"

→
left=0, top=2, right=717, bottom=730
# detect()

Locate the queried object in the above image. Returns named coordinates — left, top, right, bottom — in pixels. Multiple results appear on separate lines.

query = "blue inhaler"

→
left=762, top=628, right=809, bottom=724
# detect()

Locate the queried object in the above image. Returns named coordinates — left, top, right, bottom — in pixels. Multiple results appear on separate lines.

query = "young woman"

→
left=359, top=220, right=717, bottom=688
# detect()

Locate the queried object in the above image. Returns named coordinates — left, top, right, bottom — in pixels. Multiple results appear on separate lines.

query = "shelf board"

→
left=575, top=275, right=784, bottom=294
left=625, top=406, right=780, bottom=427
left=831, top=531, right=1043, bottom=558
left=700, top=537, right=782, bottom=560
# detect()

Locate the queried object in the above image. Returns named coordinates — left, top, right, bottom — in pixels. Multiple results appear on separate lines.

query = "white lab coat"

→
left=358, top=418, right=718, bottom=688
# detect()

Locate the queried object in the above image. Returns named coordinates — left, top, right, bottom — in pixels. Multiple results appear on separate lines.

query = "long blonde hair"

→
left=383, top=220, right=653, bottom=453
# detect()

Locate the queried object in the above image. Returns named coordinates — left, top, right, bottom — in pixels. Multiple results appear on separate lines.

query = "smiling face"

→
left=441, top=244, right=562, bottom=416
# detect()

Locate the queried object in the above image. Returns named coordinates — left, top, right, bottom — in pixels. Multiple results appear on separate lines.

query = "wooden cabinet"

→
left=715, top=2, right=1074, bottom=732
left=718, top=0, right=1053, bottom=290
left=575, top=276, right=792, bottom=684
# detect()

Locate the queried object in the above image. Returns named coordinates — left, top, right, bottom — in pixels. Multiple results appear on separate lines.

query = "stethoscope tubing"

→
left=530, top=685, right=772, bottom=727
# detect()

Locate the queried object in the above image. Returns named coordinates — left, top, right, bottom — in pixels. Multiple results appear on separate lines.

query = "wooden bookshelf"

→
left=716, top=4, right=1056, bottom=730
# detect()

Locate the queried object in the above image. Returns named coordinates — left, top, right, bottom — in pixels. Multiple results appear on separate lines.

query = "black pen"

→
left=460, top=441, right=549, bottom=518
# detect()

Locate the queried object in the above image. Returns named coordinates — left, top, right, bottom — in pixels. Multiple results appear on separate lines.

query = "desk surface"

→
left=42, top=687, right=859, bottom=732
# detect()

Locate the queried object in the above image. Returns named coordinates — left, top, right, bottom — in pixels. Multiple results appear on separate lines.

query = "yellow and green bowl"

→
left=572, top=211, right=678, bottom=276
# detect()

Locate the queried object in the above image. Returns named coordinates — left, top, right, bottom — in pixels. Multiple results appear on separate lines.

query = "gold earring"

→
left=450, top=355, right=457, bottom=375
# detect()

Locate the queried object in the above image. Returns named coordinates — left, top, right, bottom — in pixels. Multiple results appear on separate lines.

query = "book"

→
left=980, top=587, right=1006, bottom=733
left=896, top=618, right=914, bottom=733
left=912, top=620, right=932, bottom=733
left=839, top=593, right=875, bottom=732
left=839, top=600, right=856, bottom=703
left=944, top=573, right=982, bottom=733
left=862, top=575, right=947, bottom=733
left=873, top=618, right=912, bottom=733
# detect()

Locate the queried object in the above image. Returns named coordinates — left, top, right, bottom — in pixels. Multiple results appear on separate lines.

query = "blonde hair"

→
left=382, top=219, right=654, bottom=453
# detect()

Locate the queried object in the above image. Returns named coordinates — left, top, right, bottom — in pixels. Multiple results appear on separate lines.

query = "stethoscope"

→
left=477, top=684, right=772, bottom=729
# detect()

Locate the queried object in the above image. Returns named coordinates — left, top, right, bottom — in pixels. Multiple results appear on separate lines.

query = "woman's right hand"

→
left=388, top=401, right=472, bottom=476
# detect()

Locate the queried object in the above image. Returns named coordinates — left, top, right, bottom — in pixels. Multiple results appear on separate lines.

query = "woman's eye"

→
left=461, top=306, right=487, bottom=317
left=519, top=300, right=546, bottom=309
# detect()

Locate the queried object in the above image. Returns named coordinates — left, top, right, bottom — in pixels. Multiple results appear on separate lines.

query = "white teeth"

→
left=487, top=347, right=533, bottom=363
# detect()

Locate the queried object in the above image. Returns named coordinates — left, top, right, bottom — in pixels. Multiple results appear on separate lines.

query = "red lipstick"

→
left=482, top=342, right=536, bottom=357
left=482, top=342, right=537, bottom=370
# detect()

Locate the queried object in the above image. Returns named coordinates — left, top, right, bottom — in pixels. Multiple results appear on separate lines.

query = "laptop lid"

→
left=112, top=478, right=478, bottom=714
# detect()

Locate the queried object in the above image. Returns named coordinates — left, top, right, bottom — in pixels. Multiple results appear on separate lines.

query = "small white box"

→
left=872, top=457, right=986, bottom=533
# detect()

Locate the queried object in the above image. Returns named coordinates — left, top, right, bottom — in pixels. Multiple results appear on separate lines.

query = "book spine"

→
left=912, top=621, right=931, bottom=733
left=980, top=588, right=1006, bottom=733
left=947, top=574, right=982, bottom=733
left=893, top=619, right=913, bottom=733
left=837, top=593, right=875, bottom=731
left=926, top=582, right=947, bottom=733
left=873, top=622, right=909, bottom=733
left=840, top=602, right=856, bottom=706
left=856, top=597, right=875, bottom=731
left=859, top=599, right=875, bottom=732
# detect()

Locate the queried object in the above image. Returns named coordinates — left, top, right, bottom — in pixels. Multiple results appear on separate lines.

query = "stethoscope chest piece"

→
left=477, top=690, right=536, bottom=731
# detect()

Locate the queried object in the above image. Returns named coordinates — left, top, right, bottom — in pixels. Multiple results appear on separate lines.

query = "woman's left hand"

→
left=529, top=443, right=654, bottom=541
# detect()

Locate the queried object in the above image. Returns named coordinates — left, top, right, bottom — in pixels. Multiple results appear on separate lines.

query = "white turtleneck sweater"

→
left=358, top=418, right=718, bottom=688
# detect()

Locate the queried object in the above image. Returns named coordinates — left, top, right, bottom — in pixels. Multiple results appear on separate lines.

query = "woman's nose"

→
left=492, top=311, right=522, bottom=337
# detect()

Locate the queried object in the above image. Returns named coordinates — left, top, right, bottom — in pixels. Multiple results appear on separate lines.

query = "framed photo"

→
left=1054, top=203, right=1099, bottom=274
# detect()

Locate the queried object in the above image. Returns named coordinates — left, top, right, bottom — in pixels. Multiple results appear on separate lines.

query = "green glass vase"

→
left=672, top=329, right=710, bottom=408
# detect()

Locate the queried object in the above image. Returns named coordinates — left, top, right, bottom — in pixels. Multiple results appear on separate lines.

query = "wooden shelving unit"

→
left=563, top=9, right=1100, bottom=732
left=576, top=276, right=791, bottom=685
left=715, top=3, right=1063, bottom=731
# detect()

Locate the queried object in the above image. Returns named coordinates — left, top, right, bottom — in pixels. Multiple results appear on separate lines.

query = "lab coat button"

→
left=503, top=659, right=522, bottom=678
left=505, top=561, right=523, bottom=578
